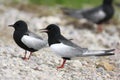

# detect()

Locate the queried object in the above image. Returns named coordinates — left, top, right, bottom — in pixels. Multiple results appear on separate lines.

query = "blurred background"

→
left=1, top=0, right=119, bottom=8
left=0, top=0, right=120, bottom=80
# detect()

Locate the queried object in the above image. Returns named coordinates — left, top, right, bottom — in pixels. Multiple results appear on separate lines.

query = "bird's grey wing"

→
left=59, top=36, right=88, bottom=52
left=58, top=36, right=114, bottom=57
left=81, top=6, right=106, bottom=23
left=62, top=6, right=106, bottom=23
left=56, top=36, right=88, bottom=57
left=61, top=7, right=90, bottom=19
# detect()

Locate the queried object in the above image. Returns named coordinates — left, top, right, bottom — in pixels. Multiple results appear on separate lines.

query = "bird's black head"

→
left=41, top=24, right=61, bottom=37
left=9, top=20, right=28, bottom=31
left=40, top=24, right=62, bottom=46
left=103, top=0, right=113, bottom=5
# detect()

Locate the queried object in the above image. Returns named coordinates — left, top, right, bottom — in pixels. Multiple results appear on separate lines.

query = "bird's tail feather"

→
left=82, top=49, right=115, bottom=56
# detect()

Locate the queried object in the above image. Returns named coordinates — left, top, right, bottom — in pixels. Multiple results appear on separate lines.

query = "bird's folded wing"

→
left=62, top=6, right=106, bottom=23
left=59, top=36, right=87, bottom=52
left=82, top=7, right=106, bottom=23
left=61, top=7, right=90, bottom=18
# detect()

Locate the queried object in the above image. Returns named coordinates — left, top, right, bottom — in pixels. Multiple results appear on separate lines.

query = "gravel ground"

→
left=0, top=4, right=120, bottom=80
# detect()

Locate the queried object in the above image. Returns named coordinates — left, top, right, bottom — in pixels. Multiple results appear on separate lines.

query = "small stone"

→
left=96, top=61, right=115, bottom=71
left=32, top=53, right=38, bottom=57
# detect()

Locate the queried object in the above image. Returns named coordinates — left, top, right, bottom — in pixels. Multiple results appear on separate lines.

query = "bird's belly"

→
left=50, top=43, right=77, bottom=58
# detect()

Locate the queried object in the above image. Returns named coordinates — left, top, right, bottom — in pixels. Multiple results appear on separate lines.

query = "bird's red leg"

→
left=57, top=59, right=66, bottom=69
left=97, top=24, right=103, bottom=33
left=22, top=50, right=28, bottom=60
left=28, top=52, right=32, bottom=60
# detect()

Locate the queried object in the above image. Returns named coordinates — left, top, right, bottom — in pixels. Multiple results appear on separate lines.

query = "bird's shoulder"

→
left=58, top=36, right=87, bottom=51
left=25, top=31, right=43, bottom=40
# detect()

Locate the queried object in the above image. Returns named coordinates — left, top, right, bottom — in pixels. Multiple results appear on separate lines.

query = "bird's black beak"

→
left=40, top=28, right=48, bottom=33
left=8, top=25, right=13, bottom=27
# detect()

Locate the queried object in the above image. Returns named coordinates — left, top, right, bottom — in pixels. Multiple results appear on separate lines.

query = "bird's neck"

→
left=102, top=0, right=114, bottom=15
left=14, top=30, right=27, bottom=39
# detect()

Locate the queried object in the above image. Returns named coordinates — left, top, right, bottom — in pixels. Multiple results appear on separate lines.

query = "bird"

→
left=61, top=0, right=114, bottom=32
left=9, top=20, right=47, bottom=60
left=40, top=24, right=115, bottom=69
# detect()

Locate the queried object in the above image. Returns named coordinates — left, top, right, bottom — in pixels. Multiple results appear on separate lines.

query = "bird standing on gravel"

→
left=61, top=0, right=114, bottom=32
left=9, top=20, right=47, bottom=60
left=40, top=24, right=115, bottom=69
